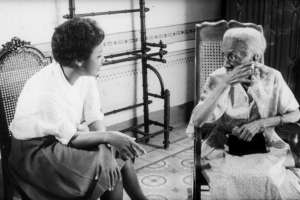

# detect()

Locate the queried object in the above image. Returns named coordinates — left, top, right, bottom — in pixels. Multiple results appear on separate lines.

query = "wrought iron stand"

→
left=64, top=0, right=173, bottom=149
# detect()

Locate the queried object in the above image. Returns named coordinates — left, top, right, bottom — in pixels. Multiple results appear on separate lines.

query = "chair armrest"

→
left=283, top=122, right=300, bottom=155
left=276, top=123, right=300, bottom=142
left=283, top=122, right=300, bottom=133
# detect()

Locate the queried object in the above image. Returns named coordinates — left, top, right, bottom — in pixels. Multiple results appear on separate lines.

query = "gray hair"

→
left=223, top=27, right=267, bottom=56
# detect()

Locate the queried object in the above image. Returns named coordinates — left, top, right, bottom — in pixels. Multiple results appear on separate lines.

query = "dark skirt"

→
left=8, top=135, right=126, bottom=200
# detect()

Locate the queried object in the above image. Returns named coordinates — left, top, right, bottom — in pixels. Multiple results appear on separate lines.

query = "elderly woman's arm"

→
left=236, top=109, right=300, bottom=141
left=193, top=62, right=257, bottom=127
left=262, top=109, right=300, bottom=127
left=192, top=80, right=229, bottom=127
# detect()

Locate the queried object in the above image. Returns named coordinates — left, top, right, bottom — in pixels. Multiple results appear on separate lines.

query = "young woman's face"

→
left=80, top=42, right=105, bottom=77
left=221, top=37, right=253, bottom=71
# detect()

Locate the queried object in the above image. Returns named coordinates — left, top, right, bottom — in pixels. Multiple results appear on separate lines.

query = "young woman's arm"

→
left=90, top=120, right=120, bottom=192
left=69, top=121, right=146, bottom=157
left=89, top=120, right=107, bottom=132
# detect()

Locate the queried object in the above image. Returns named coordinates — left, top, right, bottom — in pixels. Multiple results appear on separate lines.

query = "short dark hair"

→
left=51, top=17, right=105, bottom=66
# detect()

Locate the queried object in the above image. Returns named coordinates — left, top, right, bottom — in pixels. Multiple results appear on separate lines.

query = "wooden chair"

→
left=192, top=20, right=264, bottom=200
left=0, top=37, right=51, bottom=200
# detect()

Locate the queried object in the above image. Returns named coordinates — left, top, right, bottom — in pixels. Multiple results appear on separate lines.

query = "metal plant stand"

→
left=64, top=0, right=173, bottom=149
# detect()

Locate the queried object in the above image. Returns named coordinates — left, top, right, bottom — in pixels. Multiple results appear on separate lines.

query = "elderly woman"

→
left=187, top=27, right=300, bottom=199
left=8, top=17, right=148, bottom=200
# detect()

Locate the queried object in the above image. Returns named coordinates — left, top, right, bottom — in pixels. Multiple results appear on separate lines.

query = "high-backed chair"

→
left=192, top=20, right=264, bottom=200
left=0, top=37, right=51, bottom=199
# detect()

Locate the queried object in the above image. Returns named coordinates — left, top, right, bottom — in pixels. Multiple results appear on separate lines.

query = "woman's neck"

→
left=60, top=65, right=81, bottom=85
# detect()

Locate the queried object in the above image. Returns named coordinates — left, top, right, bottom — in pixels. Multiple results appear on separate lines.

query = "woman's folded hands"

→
left=232, top=119, right=265, bottom=142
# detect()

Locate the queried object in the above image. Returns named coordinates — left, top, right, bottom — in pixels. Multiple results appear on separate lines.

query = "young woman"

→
left=8, top=17, right=148, bottom=200
left=187, top=27, right=300, bottom=199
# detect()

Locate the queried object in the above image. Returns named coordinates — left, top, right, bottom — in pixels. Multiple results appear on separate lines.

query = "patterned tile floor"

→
left=124, top=138, right=194, bottom=200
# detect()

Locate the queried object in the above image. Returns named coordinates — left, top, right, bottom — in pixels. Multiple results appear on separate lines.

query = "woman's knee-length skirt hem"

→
left=8, top=135, right=126, bottom=200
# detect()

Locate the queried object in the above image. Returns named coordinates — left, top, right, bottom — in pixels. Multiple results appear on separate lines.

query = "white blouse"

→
left=10, top=61, right=104, bottom=145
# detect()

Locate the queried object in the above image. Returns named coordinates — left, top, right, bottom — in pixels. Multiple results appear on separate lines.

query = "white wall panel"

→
left=55, top=0, right=222, bottom=34
left=0, top=0, right=222, bottom=126
left=0, top=0, right=222, bottom=45
left=0, top=0, right=58, bottom=45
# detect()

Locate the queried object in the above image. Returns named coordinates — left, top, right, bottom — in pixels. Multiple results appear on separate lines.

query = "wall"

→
left=0, top=0, right=222, bottom=127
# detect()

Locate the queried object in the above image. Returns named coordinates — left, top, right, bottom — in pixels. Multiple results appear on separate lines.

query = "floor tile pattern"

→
left=124, top=144, right=194, bottom=200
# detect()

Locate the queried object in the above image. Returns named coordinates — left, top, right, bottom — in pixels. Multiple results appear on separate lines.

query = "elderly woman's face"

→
left=221, top=37, right=253, bottom=71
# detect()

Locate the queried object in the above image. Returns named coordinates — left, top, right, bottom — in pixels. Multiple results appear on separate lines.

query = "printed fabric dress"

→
left=186, top=65, right=300, bottom=200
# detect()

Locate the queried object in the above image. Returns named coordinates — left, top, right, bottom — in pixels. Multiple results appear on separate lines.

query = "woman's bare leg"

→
left=122, top=159, right=148, bottom=200
left=100, top=179, right=123, bottom=200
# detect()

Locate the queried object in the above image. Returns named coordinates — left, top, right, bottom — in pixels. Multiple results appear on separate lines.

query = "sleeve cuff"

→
left=56, top=120, right=77, bottom=145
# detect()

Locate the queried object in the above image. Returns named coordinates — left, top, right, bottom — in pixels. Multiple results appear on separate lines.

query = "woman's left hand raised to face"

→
left=225, top=61, right=259, bottom=86
left=232, top=119, right=265, bottom=141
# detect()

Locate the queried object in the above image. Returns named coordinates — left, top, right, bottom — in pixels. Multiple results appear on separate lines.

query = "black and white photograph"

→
left=0, top=0, right=300, bottom=200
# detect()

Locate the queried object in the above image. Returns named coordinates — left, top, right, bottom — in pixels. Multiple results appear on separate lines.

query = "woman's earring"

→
left=75, top=60, right=83, bottom=67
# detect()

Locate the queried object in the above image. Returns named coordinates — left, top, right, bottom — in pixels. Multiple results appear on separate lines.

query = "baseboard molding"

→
left=107, top=101, right=194, bottom=132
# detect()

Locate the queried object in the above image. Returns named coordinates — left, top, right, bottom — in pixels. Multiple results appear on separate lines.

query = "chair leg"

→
left=1, top=145, right=14, bottom=200
left=193, top=131, right=201, bottom=200
left=10, top=184, right=31, bottom=200
left=2, top=137, right=30, bottom=200
left=3, top=178, right=14, bottom=200
left=4, top=160, right=31, bottom=200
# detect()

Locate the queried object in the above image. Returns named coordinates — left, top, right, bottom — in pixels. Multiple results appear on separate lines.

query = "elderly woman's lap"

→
left=201, top=142, right=300, bottom=199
